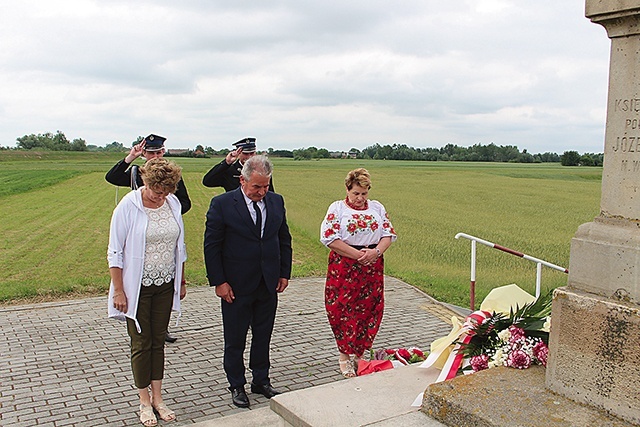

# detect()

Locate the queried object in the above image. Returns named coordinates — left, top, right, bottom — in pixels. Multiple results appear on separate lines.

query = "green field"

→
left=0, top=151, right=601, bottom=308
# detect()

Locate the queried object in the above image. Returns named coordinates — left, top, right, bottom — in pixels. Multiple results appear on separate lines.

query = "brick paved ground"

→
left=0, top=277, right=454, bottom=426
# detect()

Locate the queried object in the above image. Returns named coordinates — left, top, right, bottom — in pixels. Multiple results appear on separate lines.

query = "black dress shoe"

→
left=165, top=332, right=177, bottom=343
left=230, top=387, right=250, bottom=408
left=250, top=382, right=281, bottom=399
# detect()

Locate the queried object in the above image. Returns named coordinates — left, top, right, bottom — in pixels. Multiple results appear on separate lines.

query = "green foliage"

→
left=458, top=291, right=553, bottom=357
left=560, top=150, right=581, bottom=166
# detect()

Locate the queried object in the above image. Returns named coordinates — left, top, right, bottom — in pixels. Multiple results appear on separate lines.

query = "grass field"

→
left=0, top=150, right=602, bottom=308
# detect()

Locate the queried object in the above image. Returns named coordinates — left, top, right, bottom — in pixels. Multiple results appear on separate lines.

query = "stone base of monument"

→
left=422, top=365, right=635, bottom=427
left=546, top=287, right=640, bottom=425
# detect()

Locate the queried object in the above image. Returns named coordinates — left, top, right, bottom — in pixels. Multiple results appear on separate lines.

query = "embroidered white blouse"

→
left=320, top=199, right=397, bottom=247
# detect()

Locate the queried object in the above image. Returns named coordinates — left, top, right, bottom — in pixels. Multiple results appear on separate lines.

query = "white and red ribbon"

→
left=420, top=310, right=492, bottom=382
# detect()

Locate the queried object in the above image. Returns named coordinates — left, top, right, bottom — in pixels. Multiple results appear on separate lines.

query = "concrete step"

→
left=270, top=363, right=446, bottom=427
left=423, top=365, right=637, bottom=427
left=190, top=363, right=447, bottom=427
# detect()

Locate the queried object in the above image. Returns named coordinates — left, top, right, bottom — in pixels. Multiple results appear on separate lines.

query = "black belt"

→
left=350, top=244, right=377, bottom=250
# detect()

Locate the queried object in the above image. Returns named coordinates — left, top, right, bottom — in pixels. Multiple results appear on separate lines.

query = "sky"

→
left=0, top=0, right=612, bottom=153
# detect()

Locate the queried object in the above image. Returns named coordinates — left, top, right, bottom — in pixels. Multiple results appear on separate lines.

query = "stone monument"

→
left=546, top=1, right=640, bottom=424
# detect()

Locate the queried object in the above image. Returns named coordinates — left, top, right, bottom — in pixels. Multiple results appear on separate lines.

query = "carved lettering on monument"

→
left=614, top=98, right=640, bottom=112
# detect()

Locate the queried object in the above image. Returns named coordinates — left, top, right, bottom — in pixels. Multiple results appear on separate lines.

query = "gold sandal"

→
left=153, top=402, right=176, bottom=422
left=139, top=404, right=157, bottom=427
left=339, top=358, right=356, bottom=378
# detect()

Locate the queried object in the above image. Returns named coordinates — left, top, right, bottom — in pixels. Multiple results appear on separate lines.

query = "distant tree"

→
left=579, top=154, right=594, bottom=166
left=560, top=150, right=581, bottom=166
left=16, top=134, right=42, bottom=149
left=270, top=149, right=293, bottom=158
left=70, top=138, right=88, bottom=151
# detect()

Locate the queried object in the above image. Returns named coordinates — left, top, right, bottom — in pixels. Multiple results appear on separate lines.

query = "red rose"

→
left=357, top=220, right=367, bottom=228
left=382, top=222, right=390, bottom=229
left=397, top=348, right=411, bottom=360
left=332, top=223, right=340, bottom=229
left=327, top=213, right=335, bottom=221
left=347, top=223, right=357, bottom=233
left=370, top=222, right=378, bottom=230
left=364, top=215, right=372, bottom=220
left=324, top=229, right=335, bottom=238
left=352, top=214, right=360, bottom=219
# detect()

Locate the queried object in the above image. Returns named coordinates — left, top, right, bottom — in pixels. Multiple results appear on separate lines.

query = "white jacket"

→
left=107, top=188, right=187, bottom=332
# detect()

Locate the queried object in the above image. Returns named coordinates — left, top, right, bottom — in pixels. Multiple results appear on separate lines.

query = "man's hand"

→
left=225, top=148, right=242, bottom=165
left=276, top=278, right=289, bottom=293
left=216, top=282, right=235, bottom=303
left=125, top=140, right=145, bottom=163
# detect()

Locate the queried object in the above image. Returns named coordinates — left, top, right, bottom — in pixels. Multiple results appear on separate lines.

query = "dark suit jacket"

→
left=204, top=187, right=292, bottom=295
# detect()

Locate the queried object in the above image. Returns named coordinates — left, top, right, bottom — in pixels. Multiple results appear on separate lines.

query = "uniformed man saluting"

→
left=202, top=137, right=275, bottom=192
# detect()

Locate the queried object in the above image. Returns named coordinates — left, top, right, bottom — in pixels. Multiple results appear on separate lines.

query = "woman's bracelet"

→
left=375, top=248, right=381, bottom=258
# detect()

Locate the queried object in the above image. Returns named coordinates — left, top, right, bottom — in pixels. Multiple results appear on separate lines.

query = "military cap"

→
left=233, top=137, right=257, bottom=153
left=143, top=134, right=166, bottom=152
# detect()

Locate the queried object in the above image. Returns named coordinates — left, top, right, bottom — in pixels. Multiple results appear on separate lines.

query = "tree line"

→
left=7, top=131, right=602, bottom=166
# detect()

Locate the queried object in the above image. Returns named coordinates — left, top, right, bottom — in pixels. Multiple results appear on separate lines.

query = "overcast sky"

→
left=0, top=0, right=611, bottom=153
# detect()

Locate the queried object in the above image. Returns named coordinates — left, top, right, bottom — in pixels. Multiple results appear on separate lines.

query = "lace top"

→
left=142, top=202, right=179, bottom=286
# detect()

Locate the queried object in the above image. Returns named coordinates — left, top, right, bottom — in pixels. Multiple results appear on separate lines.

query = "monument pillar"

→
left=546, top=2, right=640, bottom=424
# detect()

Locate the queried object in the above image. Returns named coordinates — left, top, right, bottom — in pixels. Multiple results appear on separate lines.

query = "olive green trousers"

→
left=126, top=280, right=174, bottom=389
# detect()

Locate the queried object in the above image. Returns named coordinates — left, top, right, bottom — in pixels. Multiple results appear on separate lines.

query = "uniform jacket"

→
left=105, top=158, right=192, bottom=214
left=202, top=159, right=275, bottom=192
left=203, top=187, right=292, bottom=295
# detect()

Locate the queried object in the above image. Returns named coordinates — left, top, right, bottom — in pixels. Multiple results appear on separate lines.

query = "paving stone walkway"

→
left=0, top=277, right=455, bottom=426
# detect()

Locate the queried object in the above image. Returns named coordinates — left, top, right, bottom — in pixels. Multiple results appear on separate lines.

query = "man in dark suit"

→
left=204, top=155, right=292, bottom=408
left=202, top=137, right=274, bottom=192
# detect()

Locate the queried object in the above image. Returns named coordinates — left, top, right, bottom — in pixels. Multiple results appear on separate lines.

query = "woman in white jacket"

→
left=107, top=158, right=187, bottom=427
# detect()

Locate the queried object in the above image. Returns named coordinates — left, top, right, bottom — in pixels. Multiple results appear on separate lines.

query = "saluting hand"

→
left=125, top=140, right=145, bottom=163
left=225, top=148, right=242, bottom=165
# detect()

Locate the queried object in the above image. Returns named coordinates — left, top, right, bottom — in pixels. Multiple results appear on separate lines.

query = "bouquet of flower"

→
left=372, top=347, right=427, bottom=365
left=457, top=291, right=552, bottom=373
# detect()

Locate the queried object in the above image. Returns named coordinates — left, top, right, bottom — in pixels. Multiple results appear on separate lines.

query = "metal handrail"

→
left=455, top=232, right=569, bottom=310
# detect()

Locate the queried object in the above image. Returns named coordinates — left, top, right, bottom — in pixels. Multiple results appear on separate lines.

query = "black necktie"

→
left=252, top=201, right=262, bottom=237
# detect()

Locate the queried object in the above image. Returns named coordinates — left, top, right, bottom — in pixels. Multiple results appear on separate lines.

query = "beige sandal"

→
left=339, top=358, right=356, bottom=378
left=153, top=402, right=176, bottom=422
left=139, top=404, right=157, bottom=427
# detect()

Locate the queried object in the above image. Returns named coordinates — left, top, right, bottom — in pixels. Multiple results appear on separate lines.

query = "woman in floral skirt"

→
left=320, top=168, right=397, bottom=378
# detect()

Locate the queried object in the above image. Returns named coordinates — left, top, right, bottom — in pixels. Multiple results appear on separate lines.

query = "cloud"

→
left=0, top=0, right=610, bottom=152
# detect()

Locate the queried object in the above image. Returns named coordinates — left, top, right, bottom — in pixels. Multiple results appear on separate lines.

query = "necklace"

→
left=344, top=197, right=368, bottom=211
left=143, top=189, right=164, bottom=208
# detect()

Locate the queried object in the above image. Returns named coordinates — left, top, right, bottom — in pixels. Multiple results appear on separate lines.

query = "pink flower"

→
left=533, top=341, right=549, bottom=367
left=506, top=349, right=531, bottom=369
left=508, top=326, right=525, bottom=343
left=470, top=354, right=489, bottom=372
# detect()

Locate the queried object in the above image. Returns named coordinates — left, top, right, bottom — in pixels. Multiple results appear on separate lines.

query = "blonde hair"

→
left=140, top=158, right=182, bottom=193
left=345, top=168, right=371, bottom=190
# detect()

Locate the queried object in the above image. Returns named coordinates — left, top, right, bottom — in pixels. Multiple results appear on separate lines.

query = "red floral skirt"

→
left=324, top=250, right=384, bottom=357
